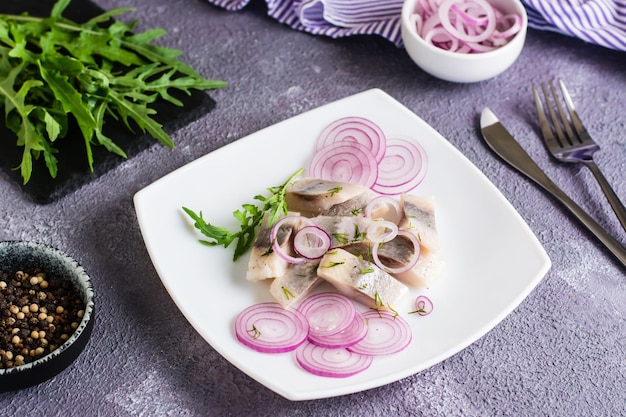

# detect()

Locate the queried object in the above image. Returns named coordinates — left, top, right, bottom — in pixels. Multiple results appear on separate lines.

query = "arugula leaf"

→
left=183, top=169, right=305, bottom=261
left=0, top=64, right=45, bottom=183
left=37, top=61, right=97, bottom=139
left=50, top=0, right=71, bottom=18
left=0, top=0, right=227, bottom=184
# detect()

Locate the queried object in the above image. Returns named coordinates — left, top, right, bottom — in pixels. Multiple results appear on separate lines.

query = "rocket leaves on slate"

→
left=0, top=0, right=227, bottom=184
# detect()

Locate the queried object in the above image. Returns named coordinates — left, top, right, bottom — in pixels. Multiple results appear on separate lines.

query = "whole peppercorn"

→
left=0, top=269, right=85, bottom=369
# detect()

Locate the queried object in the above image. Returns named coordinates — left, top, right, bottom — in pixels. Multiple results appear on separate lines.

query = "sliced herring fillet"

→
left=393, top=252, right=445, bottom=288
left=285, top=178, right=373, bottom=217
left=343, top=233, right=416, bottom=268
left=308, top=215, right=372, bottom=248
left=269, top=261, right=322, bottom=308
left=316, top=248, right=408, bottom=309
left=320, top=188, right=379, bottom=217
left=246, top=215, right=300, bottom=282
left=399, top=194, right=440, bottom=254
left=396, top=194, right=444, bottom=287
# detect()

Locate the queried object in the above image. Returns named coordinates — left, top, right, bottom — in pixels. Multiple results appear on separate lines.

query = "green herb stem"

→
left=183, top=168, right=304, bottom=261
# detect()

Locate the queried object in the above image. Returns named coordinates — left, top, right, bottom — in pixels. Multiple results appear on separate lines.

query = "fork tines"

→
left=532, top=79, right=626, bottom=233
left=532, top=79, right=594, bottom=151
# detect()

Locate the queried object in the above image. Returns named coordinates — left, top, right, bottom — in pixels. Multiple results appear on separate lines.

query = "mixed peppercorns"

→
left=0, top=268, right=85, bottom=369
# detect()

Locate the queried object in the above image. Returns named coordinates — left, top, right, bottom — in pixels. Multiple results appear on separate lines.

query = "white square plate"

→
left=134, top=89, right=551, bottom=400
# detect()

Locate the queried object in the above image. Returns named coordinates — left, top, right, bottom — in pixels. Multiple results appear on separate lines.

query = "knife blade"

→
left=480, top=107, right=626, bottom=268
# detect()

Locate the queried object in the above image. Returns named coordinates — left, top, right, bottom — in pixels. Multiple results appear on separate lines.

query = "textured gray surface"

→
left=1, top=0, right=625, bottom=415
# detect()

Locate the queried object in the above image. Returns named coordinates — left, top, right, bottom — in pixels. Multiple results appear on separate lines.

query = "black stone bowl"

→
left=0, top=241, right=95, bottom=391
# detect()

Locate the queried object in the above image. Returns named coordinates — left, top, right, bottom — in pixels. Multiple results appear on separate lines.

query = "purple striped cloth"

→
left=205, top=0, right=626, bottom=51
left=206, top=0, right=404, bottom=45
left=524, top=0, right=626, bottom=51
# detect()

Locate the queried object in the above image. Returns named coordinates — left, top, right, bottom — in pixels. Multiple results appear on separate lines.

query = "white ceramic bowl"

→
left=401, top=0, right=528, bottom=83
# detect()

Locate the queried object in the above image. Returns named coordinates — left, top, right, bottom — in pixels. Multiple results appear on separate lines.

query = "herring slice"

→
left=316, top=248, right=408, bottom=309
left=269, top=261, right=322, bottom=308
left=393, top=252, right=445, bottom=288
left=285, top=178, right=373, bottom=217
left=246, top=215, right=300, bottom=282
left=308, top=215, right=373, bottom=248
left=399, top=194, right=440, bottom=254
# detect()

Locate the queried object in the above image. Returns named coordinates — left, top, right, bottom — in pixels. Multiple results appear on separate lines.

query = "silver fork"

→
left=532, top=79, right=626, bottom=233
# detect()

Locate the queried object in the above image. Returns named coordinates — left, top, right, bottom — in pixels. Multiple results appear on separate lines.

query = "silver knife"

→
left=480, top=107, right=626, bottom=268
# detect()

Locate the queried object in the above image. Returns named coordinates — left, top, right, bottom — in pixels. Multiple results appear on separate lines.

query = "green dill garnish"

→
left=322, top=261, right=345, bottom=268
left=332, top=233, right=349, bottom=245
left=370, top=308, right=383, bottom=318
left=387, top=304, right=399, bottom=319
left=351, top=208, right=363, bottom=216
left=360, top=267, right=374, bottom=274
left=353, top=225, right=366, bottom=241
left=328, top=186, right=342, bottom=195
left=373, top=291, right=384, bottom=307
left=281, top=286, right=295, bottom=300
left=247, top=324, right=261, bottom=339
left=183, top=168, right=304, bottom=261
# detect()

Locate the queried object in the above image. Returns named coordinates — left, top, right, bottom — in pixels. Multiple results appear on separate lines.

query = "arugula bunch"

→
left=183, top=169, right=304, bottom=261
left=0, top=0, right=227, bottom=183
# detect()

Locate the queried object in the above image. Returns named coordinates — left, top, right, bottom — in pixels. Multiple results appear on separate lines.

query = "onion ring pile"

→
left=408, top=0, right=523, bottom=53
left=309, top=117, right=428, bottom=195
left=235, top=292, right=425, bottom=378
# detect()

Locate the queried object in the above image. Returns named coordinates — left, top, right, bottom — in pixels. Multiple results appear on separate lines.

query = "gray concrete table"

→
left=1, top=0, right=624, bottom=415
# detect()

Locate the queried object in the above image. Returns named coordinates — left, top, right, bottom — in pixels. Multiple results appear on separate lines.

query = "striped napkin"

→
left=208, top=0, right=404, bottom=44
left=206, top=0, right=626, bottom=51
left=524, top=0, right=626, bottom=51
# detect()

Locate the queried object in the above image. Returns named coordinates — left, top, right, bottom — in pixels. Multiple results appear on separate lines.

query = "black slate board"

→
left=0, top=0, right=216, bottom=204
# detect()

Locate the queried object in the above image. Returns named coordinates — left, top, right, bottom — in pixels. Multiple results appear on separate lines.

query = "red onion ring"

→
left=308, top=141, right=379, bottom=188
left=297, top=292, right=357, bottom=339
left=493, top=14, right=522, bottom=39
left=270, top=215, right=312, bottom=264
left=409, top=0, right=522, bottom=53
left=371, top=137, right=428, bottom=196
left=464, top=40, right=498, bottom=52
left=295, top=341, right=373, bottom=378
left=307, top=312, right=368, bottom=349
left=315, top=116, right=387, bottom=163
left=409, top=12, right=423, bottom=35
left=310, top=119, right=429, bottom=195
left=421, top=13, right=442, bottom=38
left=293, top=225, right=332, bottom=260
left=413, top=295, right=434, bottom=316
left=235, top=302, right=309, bottom=353
left=371, top=230, right=421, bottom=274
left=364, top=196, right=402, bottom=224
left=438, top=0, right=496, bottom=43
left=366, top=220, right=399, bottom=244
left=424, top=27, right=460, bottom=52
left=451, top=2, right=489, bottom=26
left=347, top=310, right=412, bottom=356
